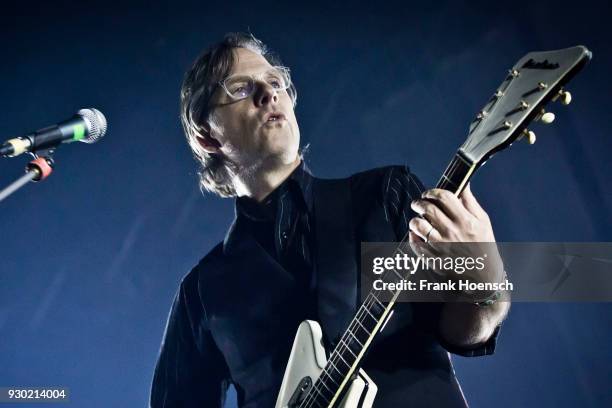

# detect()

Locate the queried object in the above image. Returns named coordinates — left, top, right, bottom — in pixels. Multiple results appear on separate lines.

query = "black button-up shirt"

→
left=236, top=163, right=316, bottom=300
left=150, top=163, right=499, bottom=408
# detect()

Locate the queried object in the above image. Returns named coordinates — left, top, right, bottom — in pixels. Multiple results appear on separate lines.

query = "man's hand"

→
left=408, top=183, right=504, bottom=285
left=408, top=183, right=495, bottom=244
left=407, top=183, right=510, bottom=349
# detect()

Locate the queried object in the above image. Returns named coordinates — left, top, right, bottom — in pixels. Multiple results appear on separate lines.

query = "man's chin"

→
left=254, top=143, right=299, bottom=166
left=258, top=127, right=295, bottom=147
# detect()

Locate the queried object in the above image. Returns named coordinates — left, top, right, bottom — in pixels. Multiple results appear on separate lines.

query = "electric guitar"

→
left=275, top=45, right=592, bottom=408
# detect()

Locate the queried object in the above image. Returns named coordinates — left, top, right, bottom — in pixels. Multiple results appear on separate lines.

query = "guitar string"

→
left=300, top=73, right=529, bottom=404
left=298, top=292, right=379, bottom=408
left=302, top=291, right=386, bottom=407
left=299, top=154, right=469, bottom=407
left=300, top=241, right=438, bottom=407
left=299, top=158, right=464, bottom=407
left=301, top=267, right=404, bottom=408
left=302, top=278, right=400, bottom=407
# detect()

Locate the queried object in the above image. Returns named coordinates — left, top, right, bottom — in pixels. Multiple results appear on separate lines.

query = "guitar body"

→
left=275, top=320, right=377, bottom=408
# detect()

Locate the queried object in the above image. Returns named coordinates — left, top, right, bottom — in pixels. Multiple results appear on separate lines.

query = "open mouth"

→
left=265, top=112, right=286, bottom=122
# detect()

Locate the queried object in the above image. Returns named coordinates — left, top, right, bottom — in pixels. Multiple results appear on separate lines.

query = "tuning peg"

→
left=521, top=129, right=537, bottom=144
left=552, top=88, right=572, bottom=105
left=559, top=90, right=572, bottom=105
left=476, top=110, right=488, bottom=119
left=540, top=110, right=556, bottom=124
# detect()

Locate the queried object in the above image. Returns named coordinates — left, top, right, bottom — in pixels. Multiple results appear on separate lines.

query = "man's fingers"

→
left=409, top=216, right=442, bottom=242
left=410, top=198, right=452, bottom=233
left=421, top=188, right=466, bottom=221
left=460, top=183, right=487, bottom=220
left=409, top=231, right=424, bottom=243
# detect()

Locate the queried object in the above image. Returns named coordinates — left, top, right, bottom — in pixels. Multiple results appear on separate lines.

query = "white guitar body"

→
left=275, top=320, right=377, bottom=408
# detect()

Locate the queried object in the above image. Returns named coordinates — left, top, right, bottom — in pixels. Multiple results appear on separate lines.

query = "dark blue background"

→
left=0, top=1, right=610, bottom=407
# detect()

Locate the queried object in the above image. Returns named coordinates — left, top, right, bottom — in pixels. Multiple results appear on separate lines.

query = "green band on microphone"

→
left=73, top=124, right=85, bottom=141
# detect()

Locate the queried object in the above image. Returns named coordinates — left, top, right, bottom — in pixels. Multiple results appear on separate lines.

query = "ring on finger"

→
left=425, top=225, right=435, bottom=243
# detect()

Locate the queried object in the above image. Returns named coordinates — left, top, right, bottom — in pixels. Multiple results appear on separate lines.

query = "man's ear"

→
left=196, top=124, right=222, bottom=154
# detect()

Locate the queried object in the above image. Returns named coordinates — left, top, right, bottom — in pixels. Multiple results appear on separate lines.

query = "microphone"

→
left=0, top=108, right=107, bottom=157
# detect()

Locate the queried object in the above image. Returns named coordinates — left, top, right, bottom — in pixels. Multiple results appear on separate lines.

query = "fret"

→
left=366, top=297, right=386, bottom=318
left=358, top=303, right=379, bottom=324
left=334, top=345, right=357, bottom=367
left=315, top=370, right=343, bottom=404
left=339, top=338, right=357, bottom=358
left=302, top=383, right=326, bottom=406
left=309, top=387, right=330, bottom=408
left=311, top=395, right=327, bottom=408
left=326, top=359, right=343, bottom=376
left=316, top=372, right=344, bottom=402
left=370, top=293, right=385, bottom=308
left=344, top=332, right=364, bottom=353
left=316, top=377, right=334, bottom=394
left=389, top=267, right=404, bottom=282
left=310, top=385, right=332, bottom=405
left=323, top=368, right=341, bottom=386
left=346, top=328, right=365, bottom=347
left=334, top=351, right=352, bottom=369
left=348, top=323, right=372, bottom=347
left=437, top=152, right=475, bottom=193
left=455, top=153, right=472, bottom=166
left=322, top=362, right=344, bottom=387
left=441, top=174, right=458, bottom=188
left=353, top=317, right=372, bottom=337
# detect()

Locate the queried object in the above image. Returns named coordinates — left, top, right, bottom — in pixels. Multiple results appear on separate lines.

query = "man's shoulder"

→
left=181, top=241, right=226, bottom=288
left=351, top=164, right=411, bottom=177
left=335, top=164, right=419, bottom=199
left=346, top=164, right=412, bottom=184
left=313, top=164, right=413, bottom=190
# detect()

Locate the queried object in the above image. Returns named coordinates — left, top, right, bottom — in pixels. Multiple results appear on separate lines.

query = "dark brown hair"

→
left=180, top=32, right=297, bottom=197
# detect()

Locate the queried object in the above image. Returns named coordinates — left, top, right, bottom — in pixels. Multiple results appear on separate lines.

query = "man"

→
left=150, top=32, right=509, bottom=407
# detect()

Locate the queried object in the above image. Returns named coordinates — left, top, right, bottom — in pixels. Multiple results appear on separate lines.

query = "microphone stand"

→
left=0, top=150, right=55, bottom=203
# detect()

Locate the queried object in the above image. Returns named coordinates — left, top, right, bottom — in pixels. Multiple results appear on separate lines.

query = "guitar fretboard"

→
left=298, top=152, right=476, bottom=408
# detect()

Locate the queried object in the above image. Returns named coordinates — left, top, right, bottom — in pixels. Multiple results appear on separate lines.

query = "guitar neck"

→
left=300, top=43, right=592, bottom=407
left=436, top=151, right=478, bottom=193
left=303, top=152, right=477, bottom=407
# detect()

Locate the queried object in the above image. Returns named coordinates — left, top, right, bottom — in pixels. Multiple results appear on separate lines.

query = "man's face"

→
left=206, top=47, right=300, bottom=170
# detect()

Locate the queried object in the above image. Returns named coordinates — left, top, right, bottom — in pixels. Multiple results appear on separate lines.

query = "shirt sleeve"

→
left=382, top=165, right=500, bottom=357
left=381, top=165, right=425, bottom=241
left=150, top=272, right=230, bottom=407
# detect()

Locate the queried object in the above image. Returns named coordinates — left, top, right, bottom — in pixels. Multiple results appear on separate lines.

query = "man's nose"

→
left=253, top=82, right=279, bottom=107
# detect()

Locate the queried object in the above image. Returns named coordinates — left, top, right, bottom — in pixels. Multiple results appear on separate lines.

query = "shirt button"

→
left=281, top=231, right=288, bottom=240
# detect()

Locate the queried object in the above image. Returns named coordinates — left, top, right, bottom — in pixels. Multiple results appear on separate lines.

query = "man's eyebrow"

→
left=228, top=66, right=277, bottom=77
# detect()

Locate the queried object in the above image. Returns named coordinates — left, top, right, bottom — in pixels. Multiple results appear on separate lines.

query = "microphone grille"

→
left=78, top=108, right=108, bottom=143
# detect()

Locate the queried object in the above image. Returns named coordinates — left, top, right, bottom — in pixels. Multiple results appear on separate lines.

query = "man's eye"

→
left=266, top=74, right=286, bottom=89
left=231, top=86, right=246, bottom=95
left=229, top=83, right=250, bottom=98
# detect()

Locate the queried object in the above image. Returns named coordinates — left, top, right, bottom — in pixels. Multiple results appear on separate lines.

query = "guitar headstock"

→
left=460, top=45, right=592, bottom=166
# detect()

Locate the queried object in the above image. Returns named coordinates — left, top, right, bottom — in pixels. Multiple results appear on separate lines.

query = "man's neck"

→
left=234, top=156, right=301, bottom=202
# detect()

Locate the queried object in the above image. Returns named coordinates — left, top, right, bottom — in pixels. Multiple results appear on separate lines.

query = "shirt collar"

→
left=224, top=161, right=314, bottom=253
left=235, top=160, right=314, bottom=221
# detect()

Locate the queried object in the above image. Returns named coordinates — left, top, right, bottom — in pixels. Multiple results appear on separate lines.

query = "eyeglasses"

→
left=218, top=66, right=292, bottom=101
